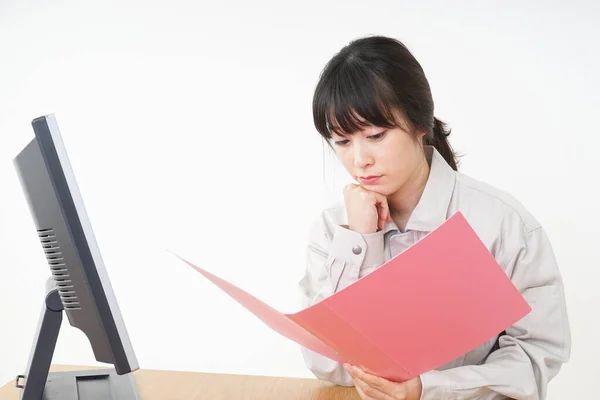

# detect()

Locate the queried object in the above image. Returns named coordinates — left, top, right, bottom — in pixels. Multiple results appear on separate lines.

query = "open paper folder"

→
left=172, top=211, right=531, bottom=383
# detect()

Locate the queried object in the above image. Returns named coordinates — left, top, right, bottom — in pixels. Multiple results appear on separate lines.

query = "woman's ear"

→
left=415, top=130, right=427, bottom=146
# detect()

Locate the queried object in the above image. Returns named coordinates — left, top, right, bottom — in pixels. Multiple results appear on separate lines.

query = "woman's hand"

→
left=344, top=364, right=422, bottom=400
left=344, top=184, right=391, bottom=234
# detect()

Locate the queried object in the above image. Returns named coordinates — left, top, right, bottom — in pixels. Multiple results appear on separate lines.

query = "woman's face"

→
left=331, top=122, right=426, bottom=197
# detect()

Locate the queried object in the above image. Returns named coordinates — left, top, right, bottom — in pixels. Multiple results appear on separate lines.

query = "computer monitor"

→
left=12, top=114, right=140, bottom=400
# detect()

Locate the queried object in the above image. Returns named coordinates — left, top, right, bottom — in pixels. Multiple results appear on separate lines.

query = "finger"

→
left=382, top=199, right=391, bottom=223
left=354, top=381, right=371, bottom=400
left=353, top=377, right=382, bottom=400
left=373, top=193, right=390, bottom=218
left=351, top=367, right=401, bottom=398
left=346, top=365, right=393, bottom=400
left=379, top=209, right=390, bottom=230
left=353, top=376, right=395, bottom=400
left=375, top=198, right=390, bottom=229
left=343, top=184, right=360, bottom=198
left=377, top=204, right=385, bottom=231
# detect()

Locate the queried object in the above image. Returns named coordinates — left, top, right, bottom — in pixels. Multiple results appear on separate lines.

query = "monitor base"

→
left=17, top=369, right=140, bottom=400
left=16, top=278, right=141, bottom=400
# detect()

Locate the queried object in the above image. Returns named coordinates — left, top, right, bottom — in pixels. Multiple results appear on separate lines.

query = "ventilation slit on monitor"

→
left=37, top=228, right=81, bottom=310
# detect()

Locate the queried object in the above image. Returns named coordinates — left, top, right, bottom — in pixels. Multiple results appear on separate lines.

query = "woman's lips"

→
left=359, top=175, right=381, bottom=185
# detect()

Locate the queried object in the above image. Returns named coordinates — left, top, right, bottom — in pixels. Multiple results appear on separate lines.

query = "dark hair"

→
left=312, top=35, right=459, bottom=170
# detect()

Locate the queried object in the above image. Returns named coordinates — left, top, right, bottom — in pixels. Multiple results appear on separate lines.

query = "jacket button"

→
left=352, top=245, right=362, bottom=255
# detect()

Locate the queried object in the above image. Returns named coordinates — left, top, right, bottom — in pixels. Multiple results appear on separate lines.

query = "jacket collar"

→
left=382, top=146, right=456, bottom=234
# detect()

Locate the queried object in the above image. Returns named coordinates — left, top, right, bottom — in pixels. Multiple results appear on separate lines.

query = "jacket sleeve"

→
left=298, top=211, right=386, bottom=386
left=419, top=226, right=571, bottom=400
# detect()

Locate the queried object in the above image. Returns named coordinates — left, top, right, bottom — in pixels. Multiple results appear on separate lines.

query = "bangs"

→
left=313, top=62, right=403, bottom=139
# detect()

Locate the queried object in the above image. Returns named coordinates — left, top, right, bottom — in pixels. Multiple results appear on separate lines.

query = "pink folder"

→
left=172, top=211, right=531, bottom=382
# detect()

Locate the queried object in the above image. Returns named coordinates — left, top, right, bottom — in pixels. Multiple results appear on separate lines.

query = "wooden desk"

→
left=0, top=365, right=360, bottom=400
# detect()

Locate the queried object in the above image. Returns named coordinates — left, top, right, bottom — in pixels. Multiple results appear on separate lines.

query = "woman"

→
left=298, top=36, right=571, bottom=400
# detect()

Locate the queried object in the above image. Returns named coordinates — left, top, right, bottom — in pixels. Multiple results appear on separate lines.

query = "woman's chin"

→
left=354, top=178, right=396, bottom=196
left=365, top=184, right=394, bottom=196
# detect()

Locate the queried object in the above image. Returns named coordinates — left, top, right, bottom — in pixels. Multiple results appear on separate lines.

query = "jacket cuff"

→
left=329, top=225, right=385, bottom=267
left=419, top=370, right=453, bottom=400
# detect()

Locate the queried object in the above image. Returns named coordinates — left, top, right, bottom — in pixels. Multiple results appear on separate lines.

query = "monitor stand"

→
left=15, top=278, right=140, bottom=400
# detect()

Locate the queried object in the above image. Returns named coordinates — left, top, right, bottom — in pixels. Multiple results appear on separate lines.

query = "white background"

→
left=1, top=1, right=598, bottom=398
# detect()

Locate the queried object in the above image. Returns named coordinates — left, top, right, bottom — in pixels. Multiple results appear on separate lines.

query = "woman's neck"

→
left=387, top=155, right=430, bottom=231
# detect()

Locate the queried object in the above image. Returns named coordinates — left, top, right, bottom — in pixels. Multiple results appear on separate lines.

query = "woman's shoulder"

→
left=452, top=171, right=544, bottom=249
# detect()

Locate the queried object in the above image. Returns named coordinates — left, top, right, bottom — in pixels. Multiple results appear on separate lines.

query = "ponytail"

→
left=425, top=117, right=459, bottom=171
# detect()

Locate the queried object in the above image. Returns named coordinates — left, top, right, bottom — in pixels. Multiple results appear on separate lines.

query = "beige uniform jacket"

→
left=298, top=146, right=571, bottom=400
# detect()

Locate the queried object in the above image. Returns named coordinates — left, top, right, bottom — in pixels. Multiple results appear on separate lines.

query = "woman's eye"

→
left=369, top=131, right=386, bottom=140
left=334, top=139, right=350, bottom=146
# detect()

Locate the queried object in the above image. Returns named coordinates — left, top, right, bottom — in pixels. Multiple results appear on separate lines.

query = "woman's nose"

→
left=353, top=142, right=374, bottom=168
